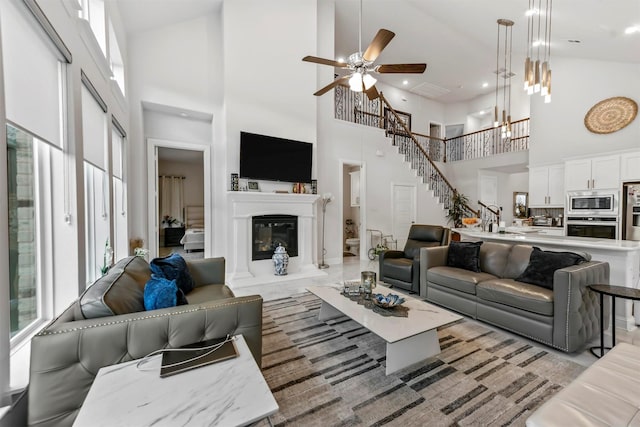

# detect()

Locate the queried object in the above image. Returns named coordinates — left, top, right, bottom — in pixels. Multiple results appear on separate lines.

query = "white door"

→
left=392, top=183, right=416, bottom=250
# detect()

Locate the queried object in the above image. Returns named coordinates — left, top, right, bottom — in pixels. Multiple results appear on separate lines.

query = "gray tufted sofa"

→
left=27, top=256, right=262, bottom=427
left=420, top=241, right=609, bottom=352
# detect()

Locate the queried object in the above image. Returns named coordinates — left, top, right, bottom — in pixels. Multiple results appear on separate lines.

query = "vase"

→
left=272, top=244, right=289, bottom=276
left=361, top=271, right=377, bottom=299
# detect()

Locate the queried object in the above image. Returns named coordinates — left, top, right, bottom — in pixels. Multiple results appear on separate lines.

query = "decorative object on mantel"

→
left=311, top=179, right=317, bottom=194
left=292, top=182, right=306, bottom=194
left=319, top=193, right=333, bottom=269
left=247, top=181, right=260, bottom=191
left=230, top=173, right=239, bottom=191
left=584, top=96, right=638, bottom=134
left=272, top=244, right=289, bottom=276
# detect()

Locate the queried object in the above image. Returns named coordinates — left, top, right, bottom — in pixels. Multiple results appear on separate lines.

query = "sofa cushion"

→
left=516, top=247, right=587, bottom=289
left=428, top=266, right=497, bottom=295
left=479, top=242, right=514, bottom=277
left=383, top=258, right=413, bottom=282
left=477, top=278, right=554, bottom=316
left=150, top=253, right=195, bottom=295
left=186, top=284, right=235, bottom=304
left=447, top=241, right=482, bottom=272
left=77, top=256, right=151, bottom=319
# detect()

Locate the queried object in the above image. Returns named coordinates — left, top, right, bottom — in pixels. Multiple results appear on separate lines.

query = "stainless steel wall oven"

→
left=566, top=216, right=618, bottom=240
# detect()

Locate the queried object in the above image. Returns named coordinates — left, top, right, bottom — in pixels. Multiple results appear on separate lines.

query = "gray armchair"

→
left=379, top=224, right=450, bottom=294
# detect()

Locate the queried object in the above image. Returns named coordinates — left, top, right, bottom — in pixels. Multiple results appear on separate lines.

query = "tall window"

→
left=2, top=0, right=67, bottom=340
left=112, top=122, right=127, bottom=261
left=108, top=21, right=125, bottom=95
left=82, top=0, right=106, bottom=56
left=81, top=83, right=109, bottom=284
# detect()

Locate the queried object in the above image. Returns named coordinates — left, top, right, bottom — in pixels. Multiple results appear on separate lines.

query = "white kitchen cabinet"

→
left=350, top=171, right=360, bottom=207
left=565, top=155, right=620, bottom=190
left=621, top=151, right=640, bottom=182
left=529, top=165, right=565, bottom=207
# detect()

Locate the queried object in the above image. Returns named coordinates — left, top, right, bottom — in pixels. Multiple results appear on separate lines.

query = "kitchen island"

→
left=454, top=228, right=640, bottom=331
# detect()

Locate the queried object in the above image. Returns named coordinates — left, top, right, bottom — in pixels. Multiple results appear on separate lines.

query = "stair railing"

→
left=378, top=92, right=479, bottom=217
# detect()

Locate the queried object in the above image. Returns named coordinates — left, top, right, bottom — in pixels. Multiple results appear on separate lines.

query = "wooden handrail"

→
left=477, top=200, right=500, bottom=217
left=447, top=117, right=530, bottom=140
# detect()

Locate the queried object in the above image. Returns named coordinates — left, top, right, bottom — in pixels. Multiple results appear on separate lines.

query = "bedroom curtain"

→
left=159, top=176, right=184, bottom=224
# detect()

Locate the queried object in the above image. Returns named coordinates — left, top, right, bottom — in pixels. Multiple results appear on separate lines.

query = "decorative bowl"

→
left=462, top=217, right=481, bottom=228
left=373, top=293, right=405, bottom=308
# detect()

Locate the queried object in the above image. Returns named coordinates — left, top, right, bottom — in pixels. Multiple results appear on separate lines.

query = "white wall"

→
left=127, top=12, right=222, bottom=254
left=530, top=57, right=640, bottom=166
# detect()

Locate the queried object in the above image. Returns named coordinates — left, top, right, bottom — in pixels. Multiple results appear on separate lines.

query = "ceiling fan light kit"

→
left=302, top=0, right=426, bottom=99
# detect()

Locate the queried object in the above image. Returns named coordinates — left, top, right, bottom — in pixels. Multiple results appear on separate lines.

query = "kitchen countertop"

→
left=454, top=228, right=640, bottom=252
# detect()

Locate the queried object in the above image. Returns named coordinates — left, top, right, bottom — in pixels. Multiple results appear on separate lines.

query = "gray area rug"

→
left=257, top=292, right=585, bottom=426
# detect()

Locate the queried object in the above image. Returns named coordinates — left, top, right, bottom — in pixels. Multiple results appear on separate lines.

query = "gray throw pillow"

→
left=516, top=247, right=587, bottom=290
left=446, top=241, right=483, bottom=272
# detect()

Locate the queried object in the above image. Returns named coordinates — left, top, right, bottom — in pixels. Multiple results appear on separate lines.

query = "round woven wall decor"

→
left=584, top=96, right=638, bottom=134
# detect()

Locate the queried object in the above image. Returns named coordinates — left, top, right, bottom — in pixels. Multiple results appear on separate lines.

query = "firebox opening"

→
left=252, top=215, right=298, bottom=261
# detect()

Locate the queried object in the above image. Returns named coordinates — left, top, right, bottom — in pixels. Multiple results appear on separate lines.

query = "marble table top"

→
left=307, top=284, right=462, bottom=343
left=72, top=335, right=278, bottom=427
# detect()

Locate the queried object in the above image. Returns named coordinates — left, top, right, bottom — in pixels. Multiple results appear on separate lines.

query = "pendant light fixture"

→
left=494, top=19, right=514, bottom=139
left=524, top=0, right=552, bottom=103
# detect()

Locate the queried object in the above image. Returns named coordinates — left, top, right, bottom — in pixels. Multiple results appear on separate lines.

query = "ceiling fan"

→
left=303, top=0, right=427, bottom=100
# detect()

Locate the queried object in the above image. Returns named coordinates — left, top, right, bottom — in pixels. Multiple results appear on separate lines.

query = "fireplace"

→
left=252, top=215, right=298, bottom=260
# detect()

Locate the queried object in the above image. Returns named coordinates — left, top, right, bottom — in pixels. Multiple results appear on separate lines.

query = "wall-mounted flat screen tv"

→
left=240, top=131, right=312, bottom=183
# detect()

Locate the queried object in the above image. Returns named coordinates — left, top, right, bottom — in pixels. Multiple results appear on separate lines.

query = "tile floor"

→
left=234, top=256, right=637, bottom=368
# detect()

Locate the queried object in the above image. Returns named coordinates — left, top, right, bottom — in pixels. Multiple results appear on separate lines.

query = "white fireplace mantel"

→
left=226, top=192, right=327, bottom=288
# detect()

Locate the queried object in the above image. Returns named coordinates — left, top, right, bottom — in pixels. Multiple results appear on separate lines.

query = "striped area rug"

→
left=257, top=292, right=585, bottom=427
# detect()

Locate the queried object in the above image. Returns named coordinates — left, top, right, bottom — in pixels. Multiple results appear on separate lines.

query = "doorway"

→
left=340, top=159, right=365, bottom=260
left=146, top=139, right=211, bottom=259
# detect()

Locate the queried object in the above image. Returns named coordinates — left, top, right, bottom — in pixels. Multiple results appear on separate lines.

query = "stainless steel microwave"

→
left=567, top=191, right=618, bottom=216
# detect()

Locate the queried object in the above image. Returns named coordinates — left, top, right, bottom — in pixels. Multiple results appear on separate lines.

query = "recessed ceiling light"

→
left=180, top=112, right=188, bottom=117
left=479, top=110, right=486, bottom=115
left=482, top=82, right=489, bottom=88
left=337, top=57, right=345, bottom=63
left=402, top=80, right=408, bottom=85
left=624, top=25, right=640, bottom=35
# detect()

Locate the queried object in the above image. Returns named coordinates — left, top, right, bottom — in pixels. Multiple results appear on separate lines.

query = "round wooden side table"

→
left=588, top=284, right=640, bottom=358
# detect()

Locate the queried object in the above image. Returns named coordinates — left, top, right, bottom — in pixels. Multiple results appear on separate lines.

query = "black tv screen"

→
left=240, top=132, right=312, bottom=183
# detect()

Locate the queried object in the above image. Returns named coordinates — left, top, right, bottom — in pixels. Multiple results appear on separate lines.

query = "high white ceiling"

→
left=116, top=0, right=640, bottom=104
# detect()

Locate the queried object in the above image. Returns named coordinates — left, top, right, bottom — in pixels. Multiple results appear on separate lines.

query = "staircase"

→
left=334, top=85, right=530, bottom=221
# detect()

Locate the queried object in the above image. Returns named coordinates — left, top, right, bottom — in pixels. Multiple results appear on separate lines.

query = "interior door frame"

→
left=338, top=158, right=366, bottom=260
left=146, top=138, right=211, bottom=259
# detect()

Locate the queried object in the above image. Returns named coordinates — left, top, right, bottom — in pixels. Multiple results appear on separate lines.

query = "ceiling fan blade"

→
left=303, top=55, right=347, bottom=68
left=377, top=63, right=427, bottom=74
left=365, top=85, right=379, bottom=100
left=362, top=29, right=395, bottom=62
left=314, top=75, right=350, bottom=96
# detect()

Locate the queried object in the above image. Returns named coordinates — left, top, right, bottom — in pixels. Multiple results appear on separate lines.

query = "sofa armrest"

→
left=419, top=246, right=449, bottom=296
left=186, top=257, right=225, bottom=287
left=552, top=261, right=610, bottom=352
left=380, top=250, right=405, bottom=260
left=28, top=295, right=262, bottom=427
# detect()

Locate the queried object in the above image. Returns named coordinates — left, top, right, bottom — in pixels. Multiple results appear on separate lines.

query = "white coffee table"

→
left=73, top=335, right=278, bottom=427
left=307, top=284, right=462, bottom=375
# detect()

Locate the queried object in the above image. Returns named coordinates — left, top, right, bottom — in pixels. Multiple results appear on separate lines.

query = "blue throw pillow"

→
left=144, top=275, right=178, bottom=310
left=150, top=253, right=195, bottom=296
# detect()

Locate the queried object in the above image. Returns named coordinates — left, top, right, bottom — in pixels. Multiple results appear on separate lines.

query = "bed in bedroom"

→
left=180, top=206, right=205, bottom=252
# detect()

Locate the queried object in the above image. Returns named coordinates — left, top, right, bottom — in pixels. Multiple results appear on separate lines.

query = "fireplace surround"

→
left=227, top=192, right=326, bottom=287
